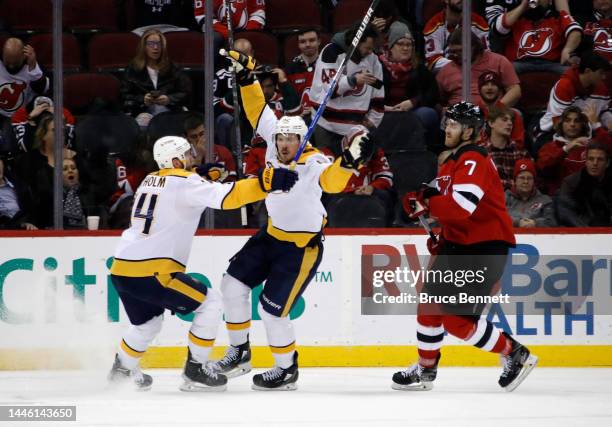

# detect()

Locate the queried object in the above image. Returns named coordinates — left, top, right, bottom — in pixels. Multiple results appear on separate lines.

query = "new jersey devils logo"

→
left=593, top=29, right=612, bottom=53
left=517, top=28, right=554, bottom=59
left=0, top=81, right=27, bottom=113
left=435, top=175, right=452, bottom=195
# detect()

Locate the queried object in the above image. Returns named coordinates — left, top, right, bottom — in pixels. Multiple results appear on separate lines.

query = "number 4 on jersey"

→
left=133, top=193, right=158, bottom=234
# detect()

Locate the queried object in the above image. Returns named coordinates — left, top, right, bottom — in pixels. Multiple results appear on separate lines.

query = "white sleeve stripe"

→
left=564, top=23, right=583, bottom=37
left=453, top=183, right=484, bottom=199
left=373, top=172, right=394, bottom=179
left=452, top=190, right=477, bottom=214
left=552, top=91, right=573, bottom=107
left=495, top=16, right=511, bottom=35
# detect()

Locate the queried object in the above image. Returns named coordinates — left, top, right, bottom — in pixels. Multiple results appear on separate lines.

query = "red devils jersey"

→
left=583, top=12, right=612, bottom=62
left=500, top=10, right=582, bottom=62
left=194, top=0, right=265, bottom=38
left=344, top=148, right=393, bottom=192
left=285, top=55, right=317, bottom=112
left=428, top=144, right=515, bottom=246
left=243, top=139, right=267, bottom=178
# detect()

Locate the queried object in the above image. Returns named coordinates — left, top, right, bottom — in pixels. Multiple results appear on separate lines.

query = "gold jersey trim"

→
left=110, top=257, right=186, bottom=277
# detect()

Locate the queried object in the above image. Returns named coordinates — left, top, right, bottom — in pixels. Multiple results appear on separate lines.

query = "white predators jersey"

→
left=258, top=106, right=332, bottom=237
left=112, top=169, right=236, bottom=276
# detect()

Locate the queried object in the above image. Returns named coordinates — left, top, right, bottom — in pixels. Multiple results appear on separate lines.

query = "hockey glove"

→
left=427, top=234, right=443, bottom=255
left=340, top=133, right=375, bottom=169
left=402, top=191, right=429, bottom=220
left=258, top=167, right=299, bottom=193
left=196, top=163, right=228, bottom=182
left=220, top=49, right=258, bottom=85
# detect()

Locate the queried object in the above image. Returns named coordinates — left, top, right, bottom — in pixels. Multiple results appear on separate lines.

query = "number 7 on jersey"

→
left=133, top=193, right=158, bottom=234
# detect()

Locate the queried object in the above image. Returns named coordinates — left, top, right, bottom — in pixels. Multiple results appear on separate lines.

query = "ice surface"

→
left=0, top=367, right=611, bottom=427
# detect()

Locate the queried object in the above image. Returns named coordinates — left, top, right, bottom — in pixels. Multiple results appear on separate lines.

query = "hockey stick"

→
left=291, top=0, right=381, bottom=167
left=224, top=0, right=248, bottom=226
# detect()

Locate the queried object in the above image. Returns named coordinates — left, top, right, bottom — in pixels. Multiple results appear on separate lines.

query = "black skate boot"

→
left=180, top=349, right=228, bottom=392
left=107, top=354, right=152, bottom=391
left=252, top=351, right=299, bottom=391
left=498, top=333, right=538, bottom=392
left=392, top=354, right=440, bottom=391
left=208, top=341, right=252, bottom=378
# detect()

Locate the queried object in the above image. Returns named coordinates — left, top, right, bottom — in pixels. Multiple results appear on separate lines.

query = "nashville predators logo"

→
left=0, top=81, right=27, bottom=113
left=517, top=28, right=554, bottom=59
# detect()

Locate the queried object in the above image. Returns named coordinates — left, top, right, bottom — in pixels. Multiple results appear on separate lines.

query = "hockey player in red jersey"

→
left=394, top=102, right=538, bottom=392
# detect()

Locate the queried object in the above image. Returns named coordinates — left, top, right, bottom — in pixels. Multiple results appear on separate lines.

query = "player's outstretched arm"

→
left=221, top=167, right=299, bottom=209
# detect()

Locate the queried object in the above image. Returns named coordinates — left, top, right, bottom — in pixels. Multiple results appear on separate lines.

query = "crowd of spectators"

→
left=0, top=0, right=611, bottom=229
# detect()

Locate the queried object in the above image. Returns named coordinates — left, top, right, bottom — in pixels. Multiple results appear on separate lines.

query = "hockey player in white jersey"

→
left=208, top=49, right=375, bottom=391
left=107, top=135, right=298, bottom=392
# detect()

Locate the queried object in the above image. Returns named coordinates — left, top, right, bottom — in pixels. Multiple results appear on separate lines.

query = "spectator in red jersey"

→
left=578, top=0, right=612, bottom=63
left=537, top=105, right=612, bottom=194
left=505, top=158, right=557, bottom=227
left=120, top=29, right=192, bottom=128
left=480, top=106, right=531, bottom=190
left=194, top=0, right=265, bottom=39
left=0, top=38, right=49, bottom=119
left=242, top=135, right=266, bottom=178
left=10, top=96, right=75, bottom=152
left=437, top=29, right=521, bottom=108
left=496, top=0, right=582, bottom=74
left=184, top=114, right=237, bottom=183
left=423, top=0, right=489, bottom=73
left=538, top=52, right=612, bottom=135
left=477, top=71, right=525, bottom=148
left=285, top=28, right=321, bottom=115
left=556, top=141, right=612, bottom=226
left=380, top=21, right=439, bottom=148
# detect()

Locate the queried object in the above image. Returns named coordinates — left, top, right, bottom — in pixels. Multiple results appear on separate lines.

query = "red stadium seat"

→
left=422, top=0, right=444, bottom=25
left=266, top=0, right=323, bottom=33
left=283, top=32, right=331, bottom=64
left=88, top=33, right=140, bottom=73
left=63, top=73, right=121, bottom=112
left=3, top=0, right=52, bottom=33
left=164, top=32, right=206, bottom=70
left=28, top=33, right=82, bottom=72
left=332, top=0, right=370, bottom=32
left=517, top=72, right=559, bottom=114
left=236, top=31, right=280, bottom=65
left=63, top=0, right=119, bottom=33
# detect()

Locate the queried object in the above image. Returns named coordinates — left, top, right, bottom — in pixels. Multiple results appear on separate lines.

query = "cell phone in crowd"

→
left=150, top=90, right=161, bottom=98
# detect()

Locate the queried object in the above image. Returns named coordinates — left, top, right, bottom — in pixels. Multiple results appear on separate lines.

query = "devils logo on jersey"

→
left=435, top=175, right=452, bottom=195
left=517, top=28, right=554, bottom=59
left=0, top=81, right=27, bottom=113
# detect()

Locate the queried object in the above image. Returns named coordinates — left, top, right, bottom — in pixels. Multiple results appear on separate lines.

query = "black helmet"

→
left=446, top=101, right=485, bottom=134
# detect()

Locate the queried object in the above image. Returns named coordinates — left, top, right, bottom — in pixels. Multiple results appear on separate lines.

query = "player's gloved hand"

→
left=340, top=133, right=375, bottom=169
left=219, top=49, right=258, bottom=85
left=258, top=167, right=299, bottom=192
left=418, top=181, right=441, bottom=200
left=402, top=191, right=429, bottom=220
left=196, top=163, right=228, bottom=182
left=427, top=234, right=443, bottom=255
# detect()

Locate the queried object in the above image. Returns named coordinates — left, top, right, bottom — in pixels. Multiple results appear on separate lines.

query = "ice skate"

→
left=208, top=341, right=252, bottom=378
left=392, top=354, right=440, bottom=391
left=499, top=334, right=538, bottom=392
left=107, top=353, right=152, bottom=391
left=252, top=352, right=299, bottom=391
left=180, top=349, right=228, bottom=392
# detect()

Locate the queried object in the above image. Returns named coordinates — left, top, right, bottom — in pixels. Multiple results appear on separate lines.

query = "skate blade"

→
left=223, top=362, right=252, bottom=379
left=391, top=381, right=433, bottom=391
left=504, top=354, right=538, bottom=392
left=179, top=381, right=227, bottom=392
left=251, top=382, right=298, bottom=391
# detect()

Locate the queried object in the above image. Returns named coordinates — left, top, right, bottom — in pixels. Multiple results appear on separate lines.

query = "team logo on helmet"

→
left=517, top=28, right=554, bottom=59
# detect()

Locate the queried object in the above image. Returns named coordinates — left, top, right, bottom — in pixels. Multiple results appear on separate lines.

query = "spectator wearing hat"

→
left=380, top=21, right=439, bottom=148
left=480, top=106, right=531, bottom=190
left=537, top=106, right=612, bottom=195
left=436, top=28, right=521, bottom=108
left=505, top=158, right=556, bottom=227
left=556, top=141, right=612, bottom=226
left=477, top=71, right=525, bottom=148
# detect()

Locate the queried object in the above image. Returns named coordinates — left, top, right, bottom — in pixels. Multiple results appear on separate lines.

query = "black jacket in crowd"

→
left=381, top=62, right=439, bottom=109
left=556, top=168, right=612, bottom=227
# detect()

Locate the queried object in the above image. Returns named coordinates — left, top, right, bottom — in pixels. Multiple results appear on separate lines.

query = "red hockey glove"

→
left=426, top=234, right=443, bottom=255
left=402, top=191, right=429, bottom=220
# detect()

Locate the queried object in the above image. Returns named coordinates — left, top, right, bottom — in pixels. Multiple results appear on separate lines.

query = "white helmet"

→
left=274, top=115, right=308, bottom=141
left=153, top=136, right=193, bottom=169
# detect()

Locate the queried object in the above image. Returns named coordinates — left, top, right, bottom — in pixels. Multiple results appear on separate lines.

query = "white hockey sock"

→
left=259, top=303, right=295, bottom=369
left=221, top=274, right=252, bottom=346
left=118, top=314, right=163, bottom=370
left=188, top=288, right=223, bottom=364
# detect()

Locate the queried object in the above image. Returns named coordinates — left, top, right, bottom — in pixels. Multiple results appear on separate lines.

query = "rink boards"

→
left=0, top=229, right=611, bottom=369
